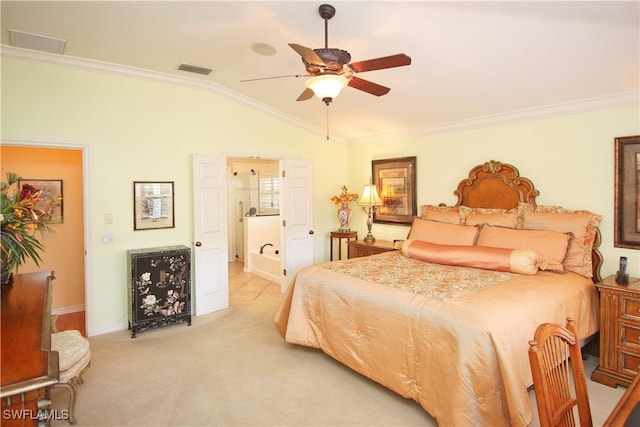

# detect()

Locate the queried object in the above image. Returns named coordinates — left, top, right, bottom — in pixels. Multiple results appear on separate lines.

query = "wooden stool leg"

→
left=76, top=361, right=91, bottom=385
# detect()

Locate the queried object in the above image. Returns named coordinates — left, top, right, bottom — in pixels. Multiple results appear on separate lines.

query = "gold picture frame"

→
left=372, top=156, right=417, bottom=225
left=133, top=181, right=175, bottom=230
left=19, top=179, right=63, bottom=224
left=614, top=135, right=640, bottom=249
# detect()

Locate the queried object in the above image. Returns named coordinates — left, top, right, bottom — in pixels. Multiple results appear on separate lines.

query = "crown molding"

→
left=349, top=91, right=639, bottom=145
left=1, top=45, right=348, bottom=144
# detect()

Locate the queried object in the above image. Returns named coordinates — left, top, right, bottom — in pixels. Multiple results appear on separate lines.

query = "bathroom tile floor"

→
left=229, top=260, right=282, bottom=304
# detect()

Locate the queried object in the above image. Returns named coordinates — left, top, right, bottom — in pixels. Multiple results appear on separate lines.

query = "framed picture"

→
left=133, top=181, right=175, bottom=230
left=614, top=135, right=640, bottom=249
left=19, top=179, right=63, bottom=224
left=372, top=156, right=417, bottom=225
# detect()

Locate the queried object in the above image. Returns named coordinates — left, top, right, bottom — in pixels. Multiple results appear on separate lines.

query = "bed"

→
left=274, top=160, right=602, bottom=426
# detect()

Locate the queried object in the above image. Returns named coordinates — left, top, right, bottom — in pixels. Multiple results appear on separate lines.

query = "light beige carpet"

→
left=51, top=283, right=626, bottom=426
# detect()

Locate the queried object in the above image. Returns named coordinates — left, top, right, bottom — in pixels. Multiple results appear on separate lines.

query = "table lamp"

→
left=358, top=184, right=383, bottom=242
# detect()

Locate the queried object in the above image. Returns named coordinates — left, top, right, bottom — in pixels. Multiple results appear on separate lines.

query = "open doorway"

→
left=226, top=157, right=280, bottom=263
left=1, top=144, right=87, bottom=334
left=226, top=157, right=281, bottom=305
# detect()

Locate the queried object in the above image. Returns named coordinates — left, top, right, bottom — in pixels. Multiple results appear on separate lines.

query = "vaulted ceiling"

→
left=2, top=1, right=638, bottom=143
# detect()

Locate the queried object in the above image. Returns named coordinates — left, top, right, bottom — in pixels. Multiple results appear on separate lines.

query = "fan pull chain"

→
left=326, top=104, right=330, bottom=140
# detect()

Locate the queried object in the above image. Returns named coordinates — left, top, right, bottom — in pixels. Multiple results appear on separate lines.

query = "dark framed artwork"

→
left=133, top=181, right=175, bottom=230
left=614, top=135, right=640, bottom=249
left=372, top=156, right=417, bottom=225
left=19, top=179, right=63, bottom=224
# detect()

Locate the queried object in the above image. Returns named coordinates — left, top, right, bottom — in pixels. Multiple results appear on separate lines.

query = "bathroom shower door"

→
left=233, top=172, right=251, bottom=261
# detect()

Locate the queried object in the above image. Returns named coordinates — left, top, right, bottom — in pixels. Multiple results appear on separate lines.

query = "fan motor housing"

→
left=304, top=48, right=351, bottom=74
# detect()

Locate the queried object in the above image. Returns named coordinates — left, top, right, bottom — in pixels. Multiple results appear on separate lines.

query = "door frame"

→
left=1, top=139, right=92, bottom=335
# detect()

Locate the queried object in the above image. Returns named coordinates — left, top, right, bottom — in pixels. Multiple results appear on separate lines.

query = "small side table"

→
left=330, top=231, right=358, bottom=261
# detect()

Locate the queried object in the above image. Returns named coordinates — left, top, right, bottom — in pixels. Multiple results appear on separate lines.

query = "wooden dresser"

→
left=347, top=239, right=396, bottom=258
left=592, top=274, right=640, bottom=388
left=1, top=271, right=59, bottom=426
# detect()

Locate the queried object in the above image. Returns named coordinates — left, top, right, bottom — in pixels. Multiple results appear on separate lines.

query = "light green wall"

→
left=2, top=58, right=639, bottom=336
left=1, top=59, right=349, bottom=334
left=347, top=105, right=640, bottom=280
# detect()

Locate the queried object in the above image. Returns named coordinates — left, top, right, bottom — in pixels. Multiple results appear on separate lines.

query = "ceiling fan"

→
left=242, top=3, right=412, bottom=105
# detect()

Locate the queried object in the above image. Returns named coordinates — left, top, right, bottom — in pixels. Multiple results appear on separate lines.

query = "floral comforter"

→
left=274, top=251, right=598, bottom=426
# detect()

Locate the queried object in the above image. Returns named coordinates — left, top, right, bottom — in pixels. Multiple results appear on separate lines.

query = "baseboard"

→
left=52, top=304, right=85, bottom=315
left=92, top=323, right=129, bottom=337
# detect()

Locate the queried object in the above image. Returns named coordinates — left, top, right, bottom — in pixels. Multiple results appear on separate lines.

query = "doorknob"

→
left=308, top=230, right=314, bottom=235
left=195, top=241, right=202, bottom=247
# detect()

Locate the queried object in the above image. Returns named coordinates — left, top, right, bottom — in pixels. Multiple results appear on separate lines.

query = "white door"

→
left=280, top=159, right=314, bottom=292
left=193, top=154, right=229, bottom=315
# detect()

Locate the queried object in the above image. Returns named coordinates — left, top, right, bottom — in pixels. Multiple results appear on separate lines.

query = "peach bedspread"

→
left=274, top=251, right=598, bottom=426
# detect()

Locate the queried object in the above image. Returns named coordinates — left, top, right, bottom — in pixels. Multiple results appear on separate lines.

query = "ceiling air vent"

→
left=177, top=63, right=213, bottom=75
left=9, top=29, right=66, bottom=54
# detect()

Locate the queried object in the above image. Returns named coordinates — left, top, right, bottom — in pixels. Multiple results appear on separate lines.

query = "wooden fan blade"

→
left=289, top=43, right=325, bottom=66
left=349, top=53, right=412, bottom=73
left=296, top=88, right=314, bottom=101
left=240, top=74, right=307, bottom=82
left=348, top=76, right=390, bottom=96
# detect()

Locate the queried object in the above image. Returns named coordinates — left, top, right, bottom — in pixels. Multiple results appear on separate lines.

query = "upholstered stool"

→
left=51, top=330, right=91, bottom=424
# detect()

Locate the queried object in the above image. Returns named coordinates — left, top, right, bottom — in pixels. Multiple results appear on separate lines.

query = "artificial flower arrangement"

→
left=331, top=185, right=359, bottom=205
left=1, top=172, right=58, bottom=282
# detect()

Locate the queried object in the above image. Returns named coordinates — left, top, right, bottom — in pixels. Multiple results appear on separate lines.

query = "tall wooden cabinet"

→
left=127, top=246, right=191, bottom=338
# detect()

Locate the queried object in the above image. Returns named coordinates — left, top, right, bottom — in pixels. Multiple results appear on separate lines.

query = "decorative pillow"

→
left=518, top=203, right=602, bottom=278
left=419, top=204, right=461, bottom=224
left=476, top=225, right=571, bottom=273
left=459, top=205, right=521, bottom=228
left=401, top=239, right=539, bottom=275
left=407, top=218, right=480, bottom=245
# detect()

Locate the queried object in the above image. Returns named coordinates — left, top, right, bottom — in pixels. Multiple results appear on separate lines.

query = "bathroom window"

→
left=259, top=175, right=280, bottom=214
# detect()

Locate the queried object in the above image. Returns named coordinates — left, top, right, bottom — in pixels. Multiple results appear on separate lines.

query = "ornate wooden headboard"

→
left=450, top=160, right=602, bottom=282
left=453, top=160, right=539, bottom=209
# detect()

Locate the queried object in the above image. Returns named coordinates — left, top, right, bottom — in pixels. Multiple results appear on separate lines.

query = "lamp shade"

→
left=358, top=184, right=383, bottom=207
left=305, top=74, right=348, bottom=101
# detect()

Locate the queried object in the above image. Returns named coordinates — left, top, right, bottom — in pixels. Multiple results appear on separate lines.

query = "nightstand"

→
left=347, top=239, right=396, bottom=259
left=591, top=274, right=640, bottom=388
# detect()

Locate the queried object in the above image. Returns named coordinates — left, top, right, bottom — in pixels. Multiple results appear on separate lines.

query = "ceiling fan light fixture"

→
left=305, top=74, right=348, bottom=104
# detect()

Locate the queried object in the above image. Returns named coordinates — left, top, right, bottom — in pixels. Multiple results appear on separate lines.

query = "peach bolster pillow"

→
left=401, top=239, right=540, bottom=275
